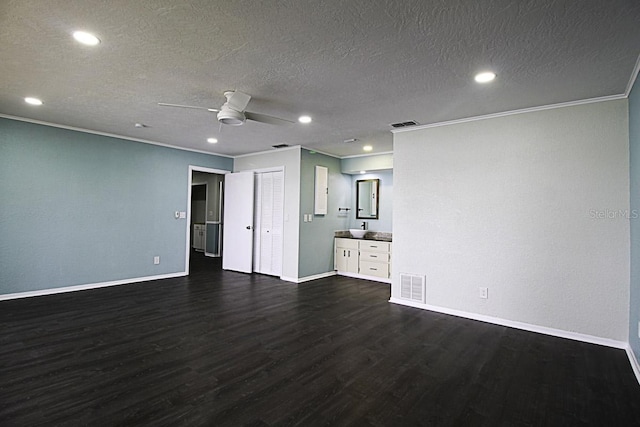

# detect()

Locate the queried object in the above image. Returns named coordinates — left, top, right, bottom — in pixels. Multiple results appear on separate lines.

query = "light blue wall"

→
left=0, top=118, right=232, bottom=295
left=299, top=149, right=351, bottom=278
left=349, top=171, right=393, bottom=232
left=341, top=153, right=393, bottom=173
left=630, top=76, right=640, bottom=357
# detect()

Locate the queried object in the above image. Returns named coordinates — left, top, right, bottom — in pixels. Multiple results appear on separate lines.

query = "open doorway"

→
left=187, top=166, right=228, bottom=275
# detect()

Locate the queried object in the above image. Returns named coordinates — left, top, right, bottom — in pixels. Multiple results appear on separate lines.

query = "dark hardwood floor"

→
left=1, top=251, right=639, bottom=426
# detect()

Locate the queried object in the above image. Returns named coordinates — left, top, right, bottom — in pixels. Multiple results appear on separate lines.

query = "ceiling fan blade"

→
left=158, top=102, right=219, bottom=112
left=226, top=91, right=251, bottom=112
left=245, top=111, right=296, bottom=126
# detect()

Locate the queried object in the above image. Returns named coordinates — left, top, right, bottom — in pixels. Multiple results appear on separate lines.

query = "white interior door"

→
left=222, top=171, right=254, bottom=273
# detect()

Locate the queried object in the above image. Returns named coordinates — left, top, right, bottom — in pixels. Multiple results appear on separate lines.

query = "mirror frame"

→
left=356, top=179, right=380, bottom=220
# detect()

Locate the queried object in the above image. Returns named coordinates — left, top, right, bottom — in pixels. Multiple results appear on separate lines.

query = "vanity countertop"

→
left=334, top=230, right=392, bottom=242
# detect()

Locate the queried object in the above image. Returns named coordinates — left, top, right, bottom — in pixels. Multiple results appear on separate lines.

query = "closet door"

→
left=269, top=171, right=283, bottom=276
left=254, top=171, right=283, bottom=276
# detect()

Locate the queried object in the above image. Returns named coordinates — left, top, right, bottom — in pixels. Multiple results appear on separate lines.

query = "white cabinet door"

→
left=335, top=238, right=358, bottom=273
left=314, top=165, right=328, bottom=215
left=222, top=171, right=255, bottom=273
left=193, top=224, right=205, bottom=251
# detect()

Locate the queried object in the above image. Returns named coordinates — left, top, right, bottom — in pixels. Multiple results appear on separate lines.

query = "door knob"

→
left=246, top=225, right=252, bottom=230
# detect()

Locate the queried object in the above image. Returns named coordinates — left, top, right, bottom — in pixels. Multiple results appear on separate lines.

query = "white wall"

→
left=392, top=100, right=630, bottom=341
left=234, top=147, right=301, bottom=280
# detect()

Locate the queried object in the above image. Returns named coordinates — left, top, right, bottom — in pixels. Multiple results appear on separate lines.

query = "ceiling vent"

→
left=390, top=120, right=419, bottom=128
left=272, top=144, right=290, bottom=149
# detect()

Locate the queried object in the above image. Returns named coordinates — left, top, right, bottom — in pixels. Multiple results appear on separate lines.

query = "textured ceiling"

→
left=1, top=0, right=639, bottom=157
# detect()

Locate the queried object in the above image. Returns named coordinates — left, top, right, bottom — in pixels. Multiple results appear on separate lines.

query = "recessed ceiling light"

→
left=73, top=31, right=101, bottom=46
left=474, top=71, right=496, bottom=83
left=298, top=115, right=312, bottom=124
left=24, top=97, right=43, bottom=106
left=360, top=171, right=367, bottom=174
left=363, top=145, right=373, bottom=152
left=207, top=138, right=218, bottom=144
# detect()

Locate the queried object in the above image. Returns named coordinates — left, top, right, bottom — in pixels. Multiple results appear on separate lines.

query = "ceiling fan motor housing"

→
left=217, top=107, right=246, bottom=126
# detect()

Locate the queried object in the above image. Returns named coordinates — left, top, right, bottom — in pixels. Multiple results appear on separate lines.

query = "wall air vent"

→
left=400, top=273, right=426, bottom=303
left=390, top=120, right=419, bottom=128
left=272, top=144, right=290, bottom=149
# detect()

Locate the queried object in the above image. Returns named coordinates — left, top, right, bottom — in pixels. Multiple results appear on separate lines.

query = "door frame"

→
left=186, top=165, right=230, bottom=275
left=190, top=182, right=208, bottom=252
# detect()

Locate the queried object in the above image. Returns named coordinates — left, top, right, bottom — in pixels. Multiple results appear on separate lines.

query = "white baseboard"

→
left=281, top=271, right=336, bottom=284
left=337, top=271, right=391, bottom=284
left=388, top=298, right=627, bottom=349
left=626, top=346, right=640, bottom=385
left=0, top=272, right=188, bottom=301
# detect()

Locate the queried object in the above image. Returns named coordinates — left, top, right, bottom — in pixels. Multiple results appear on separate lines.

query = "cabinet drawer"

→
left=359, top=251, right=389, bottom=263
left=359, top=261, right=390, bottom=278
left=335, top=238, right=359, bottom=250
left=359, top=241, right=390, bottom=252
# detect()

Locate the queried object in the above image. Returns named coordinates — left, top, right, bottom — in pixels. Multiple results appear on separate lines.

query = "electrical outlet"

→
left=479, top=287, right=488, bottom=299
left=154, top=256, right=160, bottom=265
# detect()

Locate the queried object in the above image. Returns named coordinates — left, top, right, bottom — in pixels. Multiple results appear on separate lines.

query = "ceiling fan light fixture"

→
left=474, top=71, right=496, bottom=83
left=217, top=108, right=245, bottom=126
left=24, top=97, right=43, bottom=105
left=73, top=31, right=100, bottom=46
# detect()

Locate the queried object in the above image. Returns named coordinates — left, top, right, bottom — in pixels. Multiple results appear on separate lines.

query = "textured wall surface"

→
left=0, top=118, right=232, bottom=295
left=392, top=100, right=630, bottom=341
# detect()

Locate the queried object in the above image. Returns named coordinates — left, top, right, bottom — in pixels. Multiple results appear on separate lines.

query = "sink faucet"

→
left=361, top=221, right=367, bottom=230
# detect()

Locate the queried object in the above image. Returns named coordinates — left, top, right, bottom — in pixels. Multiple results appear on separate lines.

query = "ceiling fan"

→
left=158, top=90, right=294, bottom=126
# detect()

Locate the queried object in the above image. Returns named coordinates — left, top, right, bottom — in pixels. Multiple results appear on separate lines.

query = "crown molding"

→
left=340, top=150, right=394, bottom=160
left=0, top=114, right=234, bottom=158
left=391, top=94, right=627, bottom=134
left=300, top=146, right=342, bottom=159
left=625, top=52, right=640, bottom=97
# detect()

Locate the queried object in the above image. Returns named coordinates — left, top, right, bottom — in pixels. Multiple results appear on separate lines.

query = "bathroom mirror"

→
left=356, top=179, right=379, bottom=219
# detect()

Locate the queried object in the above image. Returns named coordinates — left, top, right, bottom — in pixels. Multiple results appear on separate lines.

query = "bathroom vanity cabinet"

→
left=334, top=237, right=392, bottom=283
